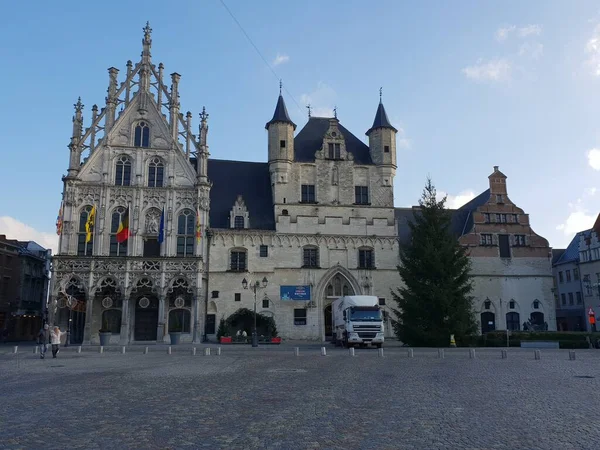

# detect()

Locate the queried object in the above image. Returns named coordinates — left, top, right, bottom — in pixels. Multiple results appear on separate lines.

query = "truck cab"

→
left=332, top=295, right=385, bottom=348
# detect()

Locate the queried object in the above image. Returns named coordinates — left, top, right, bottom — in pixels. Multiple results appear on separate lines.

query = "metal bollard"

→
left=378, top=348, right=384, bottom=357
left=534, top=350, right=541, bottom=360
left=204, top=348, right=211, bottom=356
left=167, top=346, right=172, bottom=355
left=77, top=346, right=82, bottom=353
left=33, top=346, right=38, bottom=354
left=321, top=347, right=327, bottom=356
left=349, top=347, right=355, bottom=357
left=469, top=349, right=476, bottom=359
left=438, top=349, right=445, bottom=359
left=569, top=350, right=576, bottom=361
left=501, top=350, right=508, bottom=359
left=143, top=346, right=149, bottom=354
left=12, top=346, right=18, bottom=354
left=192, top=347, right=196, bottom=356
left=121, top=346, right=126, bottom=354
left=99, top=346, right=104, bottom=354
left=294, top=347, right=300, bottom=357
left=216, top=347, right=222, bottom=356
left=408, top=348, right=414, bottom=358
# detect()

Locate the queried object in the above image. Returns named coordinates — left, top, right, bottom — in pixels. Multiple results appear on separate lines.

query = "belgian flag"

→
left=116, top=206, right=130, bottom=243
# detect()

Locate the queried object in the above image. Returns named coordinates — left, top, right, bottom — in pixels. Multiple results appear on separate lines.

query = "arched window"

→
left=326, top=274, right=354, bottom=298
left=115, top=155, right=132, bottom=186
left=109, top=207, right=128, bottom=256
left=234, top=215, right=244, bottom=229
left=134, top=121, right=150, bottom=147
left=77, top=205, right=94, bottom=256
left=230, top=248, right=247, bottom=272
left=101, top=309, right=122, bottom=333
left=302, top=246, right=319, bottom=268
left=169, top=309, right=191, bottom=333
left=148, top=157, right=164, bottom=187
left=177, top=209, right=195, bottom=257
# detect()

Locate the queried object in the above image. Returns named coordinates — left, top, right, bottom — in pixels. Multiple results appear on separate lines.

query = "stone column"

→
left=192, top=289, right=203, bottom=344
left=157, top=294, right=166, bottom=343
left=83, top=294, right=94, bottom=345
left=119, top=297, right=130, bottom=344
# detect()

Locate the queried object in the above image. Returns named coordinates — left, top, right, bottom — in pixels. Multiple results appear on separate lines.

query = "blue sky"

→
left=1, top=0, right=599, bottom=251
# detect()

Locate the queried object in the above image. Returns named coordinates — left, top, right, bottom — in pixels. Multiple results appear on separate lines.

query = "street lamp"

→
left=65, top=295, right=75, bottom=347
left=242, top=276, right=268, bottom=347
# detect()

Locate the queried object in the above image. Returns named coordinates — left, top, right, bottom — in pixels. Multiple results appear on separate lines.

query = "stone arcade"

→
left=49, top=25, right=555, bottom=344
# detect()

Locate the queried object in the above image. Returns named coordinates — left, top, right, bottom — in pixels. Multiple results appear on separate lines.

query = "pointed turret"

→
left=366, top=95, right=397, bottom=136
left=265, top=95, right=296, bottom=130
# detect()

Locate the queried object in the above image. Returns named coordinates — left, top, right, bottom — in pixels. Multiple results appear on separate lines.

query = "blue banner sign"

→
left=280, top=285, right=311, bottom=301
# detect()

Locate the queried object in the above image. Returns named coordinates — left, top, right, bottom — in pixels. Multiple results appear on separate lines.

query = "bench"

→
left=520, top=341, right=560, bottom=349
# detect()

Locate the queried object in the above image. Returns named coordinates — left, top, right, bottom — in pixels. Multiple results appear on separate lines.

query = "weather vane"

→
left=306, top=104, right=311, bottom=118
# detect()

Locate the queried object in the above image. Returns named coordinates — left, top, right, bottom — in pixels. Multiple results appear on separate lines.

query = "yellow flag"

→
left=85, top=205, right=96, bottom=243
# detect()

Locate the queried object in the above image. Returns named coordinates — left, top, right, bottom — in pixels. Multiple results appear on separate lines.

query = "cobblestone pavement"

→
left=2, top=345, right=600, bottom=449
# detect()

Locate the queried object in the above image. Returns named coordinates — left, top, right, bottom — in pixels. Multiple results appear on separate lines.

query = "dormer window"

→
left=134, top=121, right=150, bottom=147
left=496, top=194, right=503, bottom=203
left=328, top=143, right=341, bottom=159
left=229, top=195, right=249, bottom=229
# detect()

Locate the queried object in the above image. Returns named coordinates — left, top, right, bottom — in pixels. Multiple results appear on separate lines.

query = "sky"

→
left=0, top=0, right=599, bottom=253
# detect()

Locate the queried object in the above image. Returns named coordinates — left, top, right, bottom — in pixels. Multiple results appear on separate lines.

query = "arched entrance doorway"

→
left=132, top=277, right=159, bottom=341
left=323, top=273, right=355, bottom=341
left=481, top=312, right=496, bottom=334
left=57, top=276, right=87, bottom=345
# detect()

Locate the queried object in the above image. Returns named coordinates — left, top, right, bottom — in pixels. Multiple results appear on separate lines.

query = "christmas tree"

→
left=392, top=178, right=477, bottom=346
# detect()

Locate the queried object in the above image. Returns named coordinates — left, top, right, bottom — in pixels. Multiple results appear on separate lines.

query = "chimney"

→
left=488, top=165, right=507, bottom=196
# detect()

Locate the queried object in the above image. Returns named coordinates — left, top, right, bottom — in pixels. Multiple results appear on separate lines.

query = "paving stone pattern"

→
left=2, top=345, right=600, bottom=449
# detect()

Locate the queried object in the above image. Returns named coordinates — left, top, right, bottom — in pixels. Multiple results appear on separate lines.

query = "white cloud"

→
left=462, top=58, right=511, bottom=82
left=437, top=190, right=476, bottom=209
left=585, top=24, right=600, bottom=76
left=518, top=42, right=544, bottom=59
left=272, top=53, right=290, bottom=67
left=300, top=81, right=337, bottom=117
left=0, top=216, right=58, bottom=253
left=495, top=24, right=541, bottom=41
left=555, top=210, right=596, bottom=236
left=397, top=127, right=411, bottom=150
left=518, top=24, right=542, bottom=38
left=585, top=187, right=598, bottom=196
left=588, top=148, right=600, bottom=170
left=495, top=25, right=516, bottom=41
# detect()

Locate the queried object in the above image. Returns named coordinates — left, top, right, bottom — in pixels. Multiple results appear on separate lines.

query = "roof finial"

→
left=200, top=106, right=209, bottom=123
left=143, top=21, right=152, bottom=43
left=306, top=104, right=311, bottom=118
left=74, top=97, right=84, bottom=113
left=279, top=79, right=282, bottom=95
left=379, top=87, right=383, bottom=103
left=333, top=105, right=337, bottom=119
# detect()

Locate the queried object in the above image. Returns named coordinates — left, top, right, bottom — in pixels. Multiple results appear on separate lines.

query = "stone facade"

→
left=578, top=215, right=600, bottom=327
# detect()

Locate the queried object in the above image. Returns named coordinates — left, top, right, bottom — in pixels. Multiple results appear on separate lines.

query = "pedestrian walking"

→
left=50, top=326, right=66, bottom=358
left=37, top=324, right=50, bottom=359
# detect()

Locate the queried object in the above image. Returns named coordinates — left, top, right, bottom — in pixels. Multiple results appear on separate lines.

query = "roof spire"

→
left=279, top=79, right=282, bottom=95
left=265, top=88, right=296, bottom=130
left=306, top=103, right=311, bottom=118
left=379, top=87, right=383, bottom=104
left=366, top=96, right=397, bottom=135
left=333, top=106, right=337, bottom=119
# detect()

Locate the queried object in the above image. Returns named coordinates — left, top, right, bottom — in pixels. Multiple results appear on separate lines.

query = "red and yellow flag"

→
left=196, top=206, right=202, bottom=242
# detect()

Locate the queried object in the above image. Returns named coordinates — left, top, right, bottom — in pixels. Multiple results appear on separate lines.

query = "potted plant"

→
left=99, top=317, right=111, bottom=346
left=169, top=312, right=183, bottom=345
left=217, top=317, right=232, bottom=344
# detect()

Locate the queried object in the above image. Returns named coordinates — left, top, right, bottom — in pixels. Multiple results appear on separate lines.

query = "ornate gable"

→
left=229, top=195, right=250, bottom=229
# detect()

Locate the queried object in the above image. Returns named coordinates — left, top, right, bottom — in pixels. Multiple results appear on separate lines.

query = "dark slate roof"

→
left=394, top=189, right=491, bottom=247
left=294, top=117, right=373, bottom=165
left=265, top=95, right=296, bottom=130
left=552, top=249, right=566, bottom=265
left=203, top=159, right=275, bottom=230
left=366, top=102, right=397, bottom=135
left=451, top=189, right=491, bottom=236
left=554, top=230, right=589, bottom=266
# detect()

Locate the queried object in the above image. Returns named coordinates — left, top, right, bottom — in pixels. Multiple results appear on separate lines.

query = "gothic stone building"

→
left=49, top=25, right=398, bottom=344
left=50, top=25, right=556, bottom=344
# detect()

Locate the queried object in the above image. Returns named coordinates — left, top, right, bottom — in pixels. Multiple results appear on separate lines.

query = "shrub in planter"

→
left=169, top=312, right=183, bottom=345
left=216, top=317, right=231, bottom=340
left=99, top=318, right=111, bottom=346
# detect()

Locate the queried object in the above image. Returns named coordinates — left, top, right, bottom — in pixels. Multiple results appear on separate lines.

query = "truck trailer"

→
left=332, top=295, right=385, bottom=348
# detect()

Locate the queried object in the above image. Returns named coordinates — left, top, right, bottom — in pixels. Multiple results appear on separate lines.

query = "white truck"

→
left=332, top=295, right=385, bottom=348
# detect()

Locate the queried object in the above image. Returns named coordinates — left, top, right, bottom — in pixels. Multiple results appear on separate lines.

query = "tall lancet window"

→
left=177, top=209, right=195, bottom=257
left=115, top=155, right=132, bottom=186
left=148, top=157, right=164, bottom=188
left=134, top=121, right=150, bottom=147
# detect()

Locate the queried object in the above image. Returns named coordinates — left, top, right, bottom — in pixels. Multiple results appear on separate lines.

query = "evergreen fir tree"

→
left=392, top=178, right=477, bottom=346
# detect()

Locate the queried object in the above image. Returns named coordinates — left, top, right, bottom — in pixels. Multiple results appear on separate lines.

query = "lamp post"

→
left=65, top=295, right=75, bottom=347
left=242, top=276, right=268, bottom=348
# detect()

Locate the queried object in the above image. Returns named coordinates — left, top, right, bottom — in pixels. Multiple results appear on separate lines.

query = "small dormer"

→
left=322, top=118, right=347, bottom=161
left=229, top=195, right=249, bottom=229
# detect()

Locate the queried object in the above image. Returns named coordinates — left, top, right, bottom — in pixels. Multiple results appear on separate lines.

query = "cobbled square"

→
left=2, top=344, right=600, bottom=450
